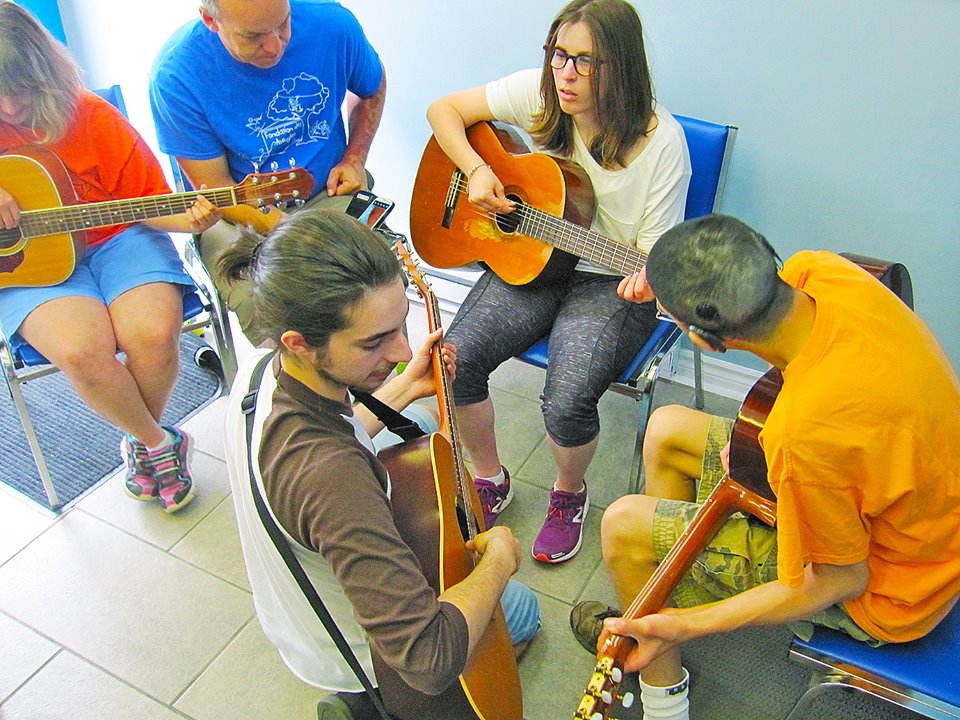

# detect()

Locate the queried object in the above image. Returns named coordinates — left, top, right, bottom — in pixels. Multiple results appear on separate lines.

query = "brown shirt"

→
left=258, top=357, right=469, bottom=694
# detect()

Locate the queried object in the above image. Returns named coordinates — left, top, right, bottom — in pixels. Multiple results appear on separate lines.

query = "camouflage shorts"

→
left=651, top=416, right=882, bottom=646
left=652, top=416, right=780, bottom=608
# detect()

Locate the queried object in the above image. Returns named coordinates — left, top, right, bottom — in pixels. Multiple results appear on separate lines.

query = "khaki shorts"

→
left=651, top=416, right=881, bottom=646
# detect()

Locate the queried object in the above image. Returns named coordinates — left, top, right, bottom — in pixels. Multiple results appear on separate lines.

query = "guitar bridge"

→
left=441, top=169, right=463, bottom=229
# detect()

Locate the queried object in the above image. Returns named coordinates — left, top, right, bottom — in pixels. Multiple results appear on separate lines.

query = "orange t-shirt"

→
left=0, top=90, right=170, bottom=247
left=762, top=251, right=960, bottom=642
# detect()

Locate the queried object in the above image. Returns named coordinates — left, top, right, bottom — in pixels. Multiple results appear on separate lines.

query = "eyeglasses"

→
left=544, top=45, right=602, bottom=77
left=655, top=299, right=675, bottom=324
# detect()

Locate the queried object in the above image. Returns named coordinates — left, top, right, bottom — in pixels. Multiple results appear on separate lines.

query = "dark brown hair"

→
left=217, top=209, right=402, bottom=350
left=531, top=0, right=655, bottom=169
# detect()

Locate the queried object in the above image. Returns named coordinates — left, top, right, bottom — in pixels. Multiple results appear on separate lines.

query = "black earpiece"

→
left=688, top=325, right=727, bottom=353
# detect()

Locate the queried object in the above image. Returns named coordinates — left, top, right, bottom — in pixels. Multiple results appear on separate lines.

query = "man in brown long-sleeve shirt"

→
left=222, top=209, right=540, bottom=720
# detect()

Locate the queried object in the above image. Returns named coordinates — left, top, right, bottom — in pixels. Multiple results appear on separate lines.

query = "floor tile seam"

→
left=0, top=645, right=63, bottom=708
left=0, top=508, right=69, bottom=572
left=70, top=445, right=230, bottom=553
left=169, top=615, right=260, bottom=710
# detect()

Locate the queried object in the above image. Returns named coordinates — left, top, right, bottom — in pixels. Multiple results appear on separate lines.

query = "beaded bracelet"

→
left=465, top=162, right=491, bottom=183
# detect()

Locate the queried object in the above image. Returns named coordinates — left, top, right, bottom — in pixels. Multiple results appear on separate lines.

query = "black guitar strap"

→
left=241, top=352, right=394, bottom=720
left=351, top=389, right=427, bottom=441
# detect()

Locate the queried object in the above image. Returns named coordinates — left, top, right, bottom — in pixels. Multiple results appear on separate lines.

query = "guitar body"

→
left=0, top=147, right=84, bottom=288
left=376, top=432, right=522, bottom=720
left=410, top=121, right=594, bottom=285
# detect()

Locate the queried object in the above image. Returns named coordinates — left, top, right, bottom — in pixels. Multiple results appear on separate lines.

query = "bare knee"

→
left=55, top=340, right=119, bottom=386
left=121, top=322, right=180, bottom=364
left=643, top=405, right=713, bottom=495
left=601, top=494, right=658, bottom=565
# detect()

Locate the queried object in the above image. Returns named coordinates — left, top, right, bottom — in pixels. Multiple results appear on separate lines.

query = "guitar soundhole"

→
left=0, top=227, right=22, bottom=251
left=494, top=194, right=523, bottom=234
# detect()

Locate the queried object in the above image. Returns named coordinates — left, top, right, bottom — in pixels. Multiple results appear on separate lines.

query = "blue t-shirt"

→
left=150, top=1, right=382, bottom=198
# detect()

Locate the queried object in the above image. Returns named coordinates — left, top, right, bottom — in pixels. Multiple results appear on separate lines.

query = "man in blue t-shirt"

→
left=150, top=0, right=386, bottom=342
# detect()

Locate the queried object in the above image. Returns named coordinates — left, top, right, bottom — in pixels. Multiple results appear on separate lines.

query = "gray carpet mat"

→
left=0, top=333, right=221, bottom=510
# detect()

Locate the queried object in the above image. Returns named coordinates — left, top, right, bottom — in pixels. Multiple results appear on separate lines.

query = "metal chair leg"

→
left=693, top=345, right=705, bottom=410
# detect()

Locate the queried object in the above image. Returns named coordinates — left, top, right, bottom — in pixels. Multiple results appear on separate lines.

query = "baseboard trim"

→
left=670, top=349, right=762, bottom=401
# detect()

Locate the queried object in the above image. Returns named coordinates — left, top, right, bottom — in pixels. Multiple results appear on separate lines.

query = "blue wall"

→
left=347, top=0, right=959, bottom=373
left=17, top=0, right=66, bottom=44
left=55, top=0, right=960, bottom=372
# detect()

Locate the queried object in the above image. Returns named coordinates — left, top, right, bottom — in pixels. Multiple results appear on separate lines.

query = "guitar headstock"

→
left=574, top=655, right=634, bottom=720
left=234, top=167, right=315, bottom=210
left=394, top=241, right=432, bottom=302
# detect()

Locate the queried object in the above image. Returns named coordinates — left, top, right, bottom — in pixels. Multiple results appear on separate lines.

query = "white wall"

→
left=60, top=0, right=960, bottom=372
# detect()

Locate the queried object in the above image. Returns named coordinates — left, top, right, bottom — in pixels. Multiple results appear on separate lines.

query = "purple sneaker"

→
left=532, top=483, right=589, bottom=564
left=145, top=426, right=195, bottom=514
left=474, top=467, right=513, bottom=529
left=121, top=435, right=157, bottom=500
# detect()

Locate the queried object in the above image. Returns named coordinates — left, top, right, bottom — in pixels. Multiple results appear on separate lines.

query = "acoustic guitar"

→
left=574, top=368, right=782, bottom=720
left=374, top=243, right=523, bottom=720
left=410, top=121, right=650, bottom=286
left=0, top=145, right=313, bottom=289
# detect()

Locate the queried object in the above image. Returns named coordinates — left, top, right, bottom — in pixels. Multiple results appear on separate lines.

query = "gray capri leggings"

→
left=446, top=269, right=658, bottom=447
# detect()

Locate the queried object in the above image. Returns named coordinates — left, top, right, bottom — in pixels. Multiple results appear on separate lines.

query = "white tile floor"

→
left=0, top=306, right=739, bottom=720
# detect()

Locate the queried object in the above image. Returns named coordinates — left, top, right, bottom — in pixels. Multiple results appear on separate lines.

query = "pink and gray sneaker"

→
left=121, top=434, right=157, bottom=500
left=135, top=426, right=195, bottom=513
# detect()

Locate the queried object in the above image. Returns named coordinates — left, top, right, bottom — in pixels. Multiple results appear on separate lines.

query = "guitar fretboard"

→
left=514, top=203, right=648, bottom=276
left=19, top=188, right=239, bottom=239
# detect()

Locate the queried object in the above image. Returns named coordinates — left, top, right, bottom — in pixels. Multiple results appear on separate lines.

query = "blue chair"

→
left=0, top=84, right=237, bottom=510
left=516, top=114, right=737, bottom=492
left=784, top=601, right=960, bottom=719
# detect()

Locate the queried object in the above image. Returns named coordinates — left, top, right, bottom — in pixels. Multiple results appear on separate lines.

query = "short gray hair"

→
left=199, top=0, right=220, bottom=18
left=647, top=215, right=791, bottom=342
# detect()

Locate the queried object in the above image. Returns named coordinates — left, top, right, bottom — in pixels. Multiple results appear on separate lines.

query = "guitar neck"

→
left=515, top=203, right=648, bottom=277
left=423, top=285, right=482, bottom=540
left=18, top=187, right=240, bottom=239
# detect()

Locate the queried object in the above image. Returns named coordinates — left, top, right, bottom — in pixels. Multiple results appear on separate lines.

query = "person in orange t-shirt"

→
left=0, top=3, right=221, bottom=512
left=571, top=214, right=959, bottom=720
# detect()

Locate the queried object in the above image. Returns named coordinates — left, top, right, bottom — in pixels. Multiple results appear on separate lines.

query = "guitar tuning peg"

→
left=273, top=193, right=282, bottom=202
left=294, top=198, right=305, bottom=207
left=601, top=690, right=613, bottom=705
left=288, top=157, right=296, bottom=168
left=252, top=162, right=260, bottom=173
left=270, top=161, right=279, bottom=172
left=291, top=190, right=301, bottom=198
left=621, top=692, right=635, bottom=709
left=590, top=713, right=603, bottom=720
left=610, top=667, right=623, bottom=682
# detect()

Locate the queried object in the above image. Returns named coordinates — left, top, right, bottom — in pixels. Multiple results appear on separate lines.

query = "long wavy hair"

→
left=0, top=2, right=81, bottom=143
left=531, top=0, right=655, bottom=170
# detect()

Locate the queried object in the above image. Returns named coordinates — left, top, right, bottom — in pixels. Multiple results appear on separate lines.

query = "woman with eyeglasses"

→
left=426, top=0, right=691, bottom=568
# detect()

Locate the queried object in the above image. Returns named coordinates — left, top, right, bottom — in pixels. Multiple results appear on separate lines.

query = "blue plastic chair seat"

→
left=787, top=601, right=960, bottom=717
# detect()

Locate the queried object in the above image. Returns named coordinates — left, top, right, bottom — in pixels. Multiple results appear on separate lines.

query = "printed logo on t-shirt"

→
left=245, top=73, right=332, bottom=164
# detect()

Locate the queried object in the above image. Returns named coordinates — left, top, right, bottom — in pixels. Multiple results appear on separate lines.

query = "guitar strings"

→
left=20, top=181, right=294, bottom=237
left=22, top=189, right=235, bottom=232
left=449, top=177, right=648, bottom=276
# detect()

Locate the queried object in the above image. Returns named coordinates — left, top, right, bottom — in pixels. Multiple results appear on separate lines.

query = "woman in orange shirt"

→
left=0, top=3, right=220, bottom=512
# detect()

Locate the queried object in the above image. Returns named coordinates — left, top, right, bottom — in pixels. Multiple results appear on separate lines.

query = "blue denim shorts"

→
left=0, top=224, right=192, bottom=351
